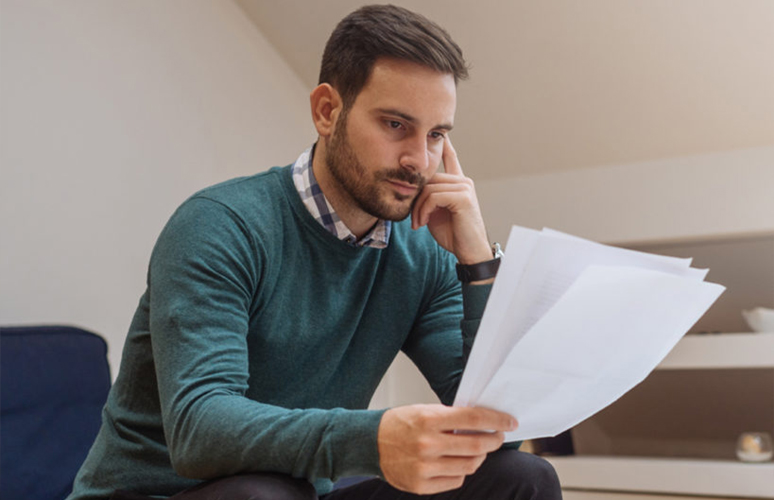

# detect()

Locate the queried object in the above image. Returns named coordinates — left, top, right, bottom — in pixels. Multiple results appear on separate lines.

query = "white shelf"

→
left=546, top=456, right=774, bottom=499
left=562, top=491, right=749, bottom=500
left=658, top=332, right=774, bottom=369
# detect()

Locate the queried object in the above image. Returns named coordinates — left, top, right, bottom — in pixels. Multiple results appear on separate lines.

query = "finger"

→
left=436, top=430, right=506, bottom=456
left=424, top=172, right=473, bottom=186
left=433, top=406, right=517, bottom=433
left=412, top=186, right=475, bottom=229
left=413, top=476, right=467, bottom=495
left=442, top=136, right=464, bottom=177
left=423, top=455, right=488, bottom=478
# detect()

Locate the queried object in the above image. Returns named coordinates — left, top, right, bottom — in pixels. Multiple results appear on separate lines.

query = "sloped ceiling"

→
left=237, top=0, right=774, bottom=180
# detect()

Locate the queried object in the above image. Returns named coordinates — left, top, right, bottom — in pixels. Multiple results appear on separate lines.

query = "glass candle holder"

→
left=736, top=432, right=773, bottom=462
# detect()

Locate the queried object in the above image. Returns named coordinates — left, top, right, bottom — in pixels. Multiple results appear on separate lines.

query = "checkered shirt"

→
left=292, top=146, right=391, bottom=248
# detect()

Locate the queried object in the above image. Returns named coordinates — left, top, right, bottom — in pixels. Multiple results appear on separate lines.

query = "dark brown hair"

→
left=319, top=4, right=469, bottom=109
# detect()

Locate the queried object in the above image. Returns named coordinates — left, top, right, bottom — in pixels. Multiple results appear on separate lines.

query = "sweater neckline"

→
left=277, top=165, right=387, bottom=256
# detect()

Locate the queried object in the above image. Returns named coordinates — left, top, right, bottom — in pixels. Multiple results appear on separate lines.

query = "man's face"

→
left=324, top=58, right=457, bottom=222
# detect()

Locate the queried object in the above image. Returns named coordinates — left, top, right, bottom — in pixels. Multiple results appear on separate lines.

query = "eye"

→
left=429, top=131, right=446, bottom=141
left=387, top=120, right=403, bottom=130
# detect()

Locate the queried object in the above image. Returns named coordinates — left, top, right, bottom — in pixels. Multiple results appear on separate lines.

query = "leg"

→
left=111, top=473, right=317, bottom=500
left=323, top=449, right=561, bottom=500
left=168, top=473, right=318, bottom=500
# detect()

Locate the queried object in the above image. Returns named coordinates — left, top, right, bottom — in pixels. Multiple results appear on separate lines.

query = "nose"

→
left=399, top=135, right=431, bottom=174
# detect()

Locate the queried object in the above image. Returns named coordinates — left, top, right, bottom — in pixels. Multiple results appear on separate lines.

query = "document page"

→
left=454, top=226, right=725, bottom=441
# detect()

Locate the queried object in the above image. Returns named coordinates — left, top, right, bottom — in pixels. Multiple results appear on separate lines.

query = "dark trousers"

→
left=111, top=450, right=561, bottom=500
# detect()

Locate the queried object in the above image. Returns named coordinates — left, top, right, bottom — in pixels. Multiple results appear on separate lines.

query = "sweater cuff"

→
left=461, top=282, right=493, bottom=320
left=460, top=283, right=493, bottom=359
left=333, top=408, right=387, bottom=479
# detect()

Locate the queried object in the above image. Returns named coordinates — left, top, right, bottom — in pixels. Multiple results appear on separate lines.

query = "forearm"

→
left=163, top=393, right=385, bottom=481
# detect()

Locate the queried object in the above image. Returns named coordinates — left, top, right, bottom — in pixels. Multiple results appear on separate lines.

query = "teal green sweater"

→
left=69, top=165, right=492, bottom=499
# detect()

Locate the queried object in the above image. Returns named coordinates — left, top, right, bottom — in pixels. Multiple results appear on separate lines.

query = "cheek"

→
left=347, top=125, right=383, bottom=158
left=359, top=141, right=398, bottom=169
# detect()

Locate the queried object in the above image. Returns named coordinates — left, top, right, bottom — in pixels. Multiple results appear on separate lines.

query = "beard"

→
left=324, top=113, right=426, bottom=222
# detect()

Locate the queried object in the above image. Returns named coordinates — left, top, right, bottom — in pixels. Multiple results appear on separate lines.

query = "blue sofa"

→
left=1, top=325, right=111, bottom=500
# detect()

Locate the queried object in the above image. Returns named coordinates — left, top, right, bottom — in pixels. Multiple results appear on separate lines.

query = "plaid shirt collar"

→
left=292, top=145, right=391, bottom=249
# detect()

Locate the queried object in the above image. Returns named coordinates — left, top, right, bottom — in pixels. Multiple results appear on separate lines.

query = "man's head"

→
left=310, top=5, right=466, bottom=232
left=319, top=4, right=468, bottom=111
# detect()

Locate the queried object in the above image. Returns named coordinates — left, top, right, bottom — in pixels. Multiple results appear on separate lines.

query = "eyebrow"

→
left=378, top=108, right=454, bottom=132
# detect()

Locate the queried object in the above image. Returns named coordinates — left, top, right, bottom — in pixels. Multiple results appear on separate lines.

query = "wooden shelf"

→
left=546, top=456, right=774, bottom=498
left=658, top=332, right=774, bottom=369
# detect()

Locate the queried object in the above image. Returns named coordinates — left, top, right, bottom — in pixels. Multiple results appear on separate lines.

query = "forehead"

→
left=350, top=58, right=457, bottom=126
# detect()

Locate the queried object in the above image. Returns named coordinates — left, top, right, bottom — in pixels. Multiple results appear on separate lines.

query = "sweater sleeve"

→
left=148, top=197, right=384, bottom=486
left=401, top=250, right=492, bottom=406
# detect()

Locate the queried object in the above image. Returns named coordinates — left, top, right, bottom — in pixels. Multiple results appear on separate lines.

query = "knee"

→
left=214, top=473, right=317, bottom=500
left=481, top=450, right=562, bottom=499
left=522, top=453, right=561, bottom=498
left=523, top=453, right=562, bottom=495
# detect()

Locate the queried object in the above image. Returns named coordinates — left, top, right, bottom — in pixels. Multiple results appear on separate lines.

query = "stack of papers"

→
left=454, top=226, right=725, bottom=441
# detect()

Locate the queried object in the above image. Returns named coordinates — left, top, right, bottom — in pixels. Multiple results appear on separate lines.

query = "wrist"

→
left=454, top=239, right=494, bottom=265
left=456, top=243, right=503, bottom=283
left=455, top=249, right=495, bottom=265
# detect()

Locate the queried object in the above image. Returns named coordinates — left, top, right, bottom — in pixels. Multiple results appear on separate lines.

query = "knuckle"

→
left=416, top=462, right=432, bottom=479
left=415, top=410, right=432, bottom=428
left=472, top=439, right=488, bottom=455
left=405, top=479, right=423, bottom=494
left=416, top=436, right=434, bottom=456
left=467, top=412, right=484, bottom=428
left=472, top=438, right=493, bottom=455
left=416, top=484, right=434, bottom=495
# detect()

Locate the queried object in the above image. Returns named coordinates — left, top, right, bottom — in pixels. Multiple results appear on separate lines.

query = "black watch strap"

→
left=455, top=243, right=503, bottom=283
left=456, top=257, right=501, bottom=283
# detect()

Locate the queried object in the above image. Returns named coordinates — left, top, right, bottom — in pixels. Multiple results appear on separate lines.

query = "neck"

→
left=311, top=140, right=378, bottom=239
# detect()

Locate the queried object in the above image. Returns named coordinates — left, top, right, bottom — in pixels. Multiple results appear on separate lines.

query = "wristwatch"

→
left=455, top=243, right=504, bottom=283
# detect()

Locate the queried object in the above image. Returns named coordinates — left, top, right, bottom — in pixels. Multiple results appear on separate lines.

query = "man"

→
left=69, top=5, right=561, bottom=500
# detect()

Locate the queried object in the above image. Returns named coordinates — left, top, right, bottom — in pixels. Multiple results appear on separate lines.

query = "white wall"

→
left=477, top=146, right=774, bottom=247
left=0, top=0, right=314, bottom=375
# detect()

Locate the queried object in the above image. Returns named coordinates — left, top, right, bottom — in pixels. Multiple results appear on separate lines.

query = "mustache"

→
left=381, top=168, right=426, bottom=188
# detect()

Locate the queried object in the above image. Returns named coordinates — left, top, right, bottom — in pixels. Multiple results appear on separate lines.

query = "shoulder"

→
left=190, top=165, right=291, bottom=211
left=154, top=166, right=296, bottom=254
left=168, top=166, right=294, bottom=231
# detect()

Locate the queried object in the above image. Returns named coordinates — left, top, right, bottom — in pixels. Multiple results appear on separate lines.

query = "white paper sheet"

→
left=453, top=226, right=724, bottom=441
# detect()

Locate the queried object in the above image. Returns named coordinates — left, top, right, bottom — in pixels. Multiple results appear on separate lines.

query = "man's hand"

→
left=412, top=138, right=492, bottom=266
left=377, top=404, right=517, bottom=495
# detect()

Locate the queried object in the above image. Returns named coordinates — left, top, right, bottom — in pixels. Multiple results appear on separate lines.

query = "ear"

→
left=310, top=83, right=343, bottom=138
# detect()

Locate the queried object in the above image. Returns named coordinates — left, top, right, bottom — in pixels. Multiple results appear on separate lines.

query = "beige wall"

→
left=478, top=145, right=774, bottom=247
left=0, top=0, right=314, bottom=375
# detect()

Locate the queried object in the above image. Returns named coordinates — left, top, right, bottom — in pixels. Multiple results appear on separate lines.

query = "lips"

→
left=387, top=180, right=419, bottom=196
